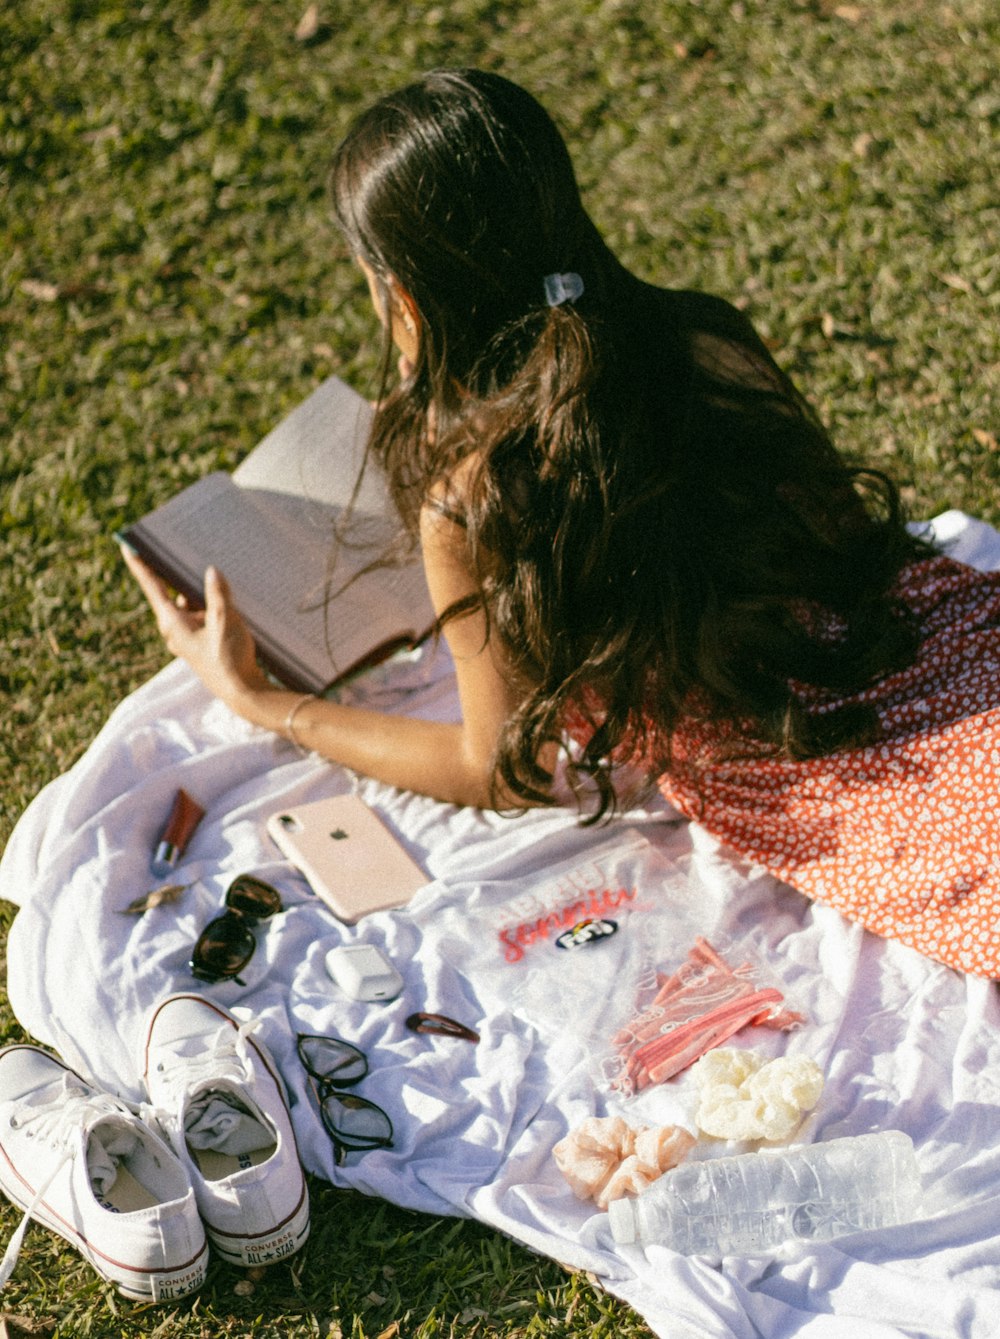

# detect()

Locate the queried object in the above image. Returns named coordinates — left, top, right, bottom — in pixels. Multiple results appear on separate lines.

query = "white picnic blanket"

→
left=2, top=510, right=999, bottom=1339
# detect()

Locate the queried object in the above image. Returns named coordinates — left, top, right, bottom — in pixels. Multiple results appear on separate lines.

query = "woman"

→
left=124, top=69, right=1000, bottom=975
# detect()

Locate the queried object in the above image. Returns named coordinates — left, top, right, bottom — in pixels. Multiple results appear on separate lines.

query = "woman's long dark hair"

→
left=329, top=69, right=926, bottom=817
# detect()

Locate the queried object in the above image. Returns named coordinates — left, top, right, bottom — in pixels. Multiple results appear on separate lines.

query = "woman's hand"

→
left=120, top=546, right=269, bottom=706
left=118, top=518, right=537, bottom=808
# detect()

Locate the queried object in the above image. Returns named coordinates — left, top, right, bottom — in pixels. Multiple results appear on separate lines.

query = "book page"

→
left=233, top=375, right=386, bottom=515
left=129, top=475, right=432, bottom=691
left=125, top=376, right=435, bottom=691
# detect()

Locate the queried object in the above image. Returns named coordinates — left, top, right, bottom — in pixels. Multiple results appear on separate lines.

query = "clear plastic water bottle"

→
left=607, top=1130, right=921, bottom=1255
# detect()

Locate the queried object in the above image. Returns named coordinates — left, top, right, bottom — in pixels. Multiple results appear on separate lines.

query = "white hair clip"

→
left=543, top=272, right=585, bottom=307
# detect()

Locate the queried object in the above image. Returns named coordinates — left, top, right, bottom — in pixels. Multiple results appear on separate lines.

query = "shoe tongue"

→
left=184, top=1087, right=273, bottom=1156
left=86, top=1118, right=141, bottom=1196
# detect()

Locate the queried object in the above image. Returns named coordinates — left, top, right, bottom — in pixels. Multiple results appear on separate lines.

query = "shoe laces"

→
left=151, top=1017, right=259, bottom=1092
left=148, top=1018, right=273, bottom=1154
left=8, top=1075, right=131, bottom=1148
left=0, top=1074, right=137, bottom=1292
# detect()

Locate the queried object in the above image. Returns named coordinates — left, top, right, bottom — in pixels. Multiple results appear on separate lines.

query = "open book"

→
left=119, top=376, right=436, bottom=694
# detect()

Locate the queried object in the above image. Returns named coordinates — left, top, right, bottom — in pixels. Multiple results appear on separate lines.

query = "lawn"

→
left=1, top=0, right=997, bottom=1334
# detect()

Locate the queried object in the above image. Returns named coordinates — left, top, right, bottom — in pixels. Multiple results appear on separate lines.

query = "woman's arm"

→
left=120, top=504, right=531, bottom=809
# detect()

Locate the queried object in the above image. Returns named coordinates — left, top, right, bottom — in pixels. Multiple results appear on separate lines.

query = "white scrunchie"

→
left=543, top=272, right=585, bottom=306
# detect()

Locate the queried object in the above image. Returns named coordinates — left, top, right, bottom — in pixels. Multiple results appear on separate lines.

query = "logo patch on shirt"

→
left=555, top=918, right=619, bottom=951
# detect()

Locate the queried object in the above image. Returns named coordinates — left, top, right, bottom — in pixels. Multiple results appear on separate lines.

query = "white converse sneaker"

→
left=0, top=1045, right=208, bottom=1301
left=142, top=994, right=309, bottom=1268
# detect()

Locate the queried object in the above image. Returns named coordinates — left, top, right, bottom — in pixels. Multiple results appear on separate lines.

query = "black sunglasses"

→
left=297, top=1033, right=394, bottom=1165
left=190, top=875, right=282, bottom=985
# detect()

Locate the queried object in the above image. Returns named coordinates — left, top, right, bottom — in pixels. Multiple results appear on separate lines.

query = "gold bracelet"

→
left=285, top=692, right=316, bottom=755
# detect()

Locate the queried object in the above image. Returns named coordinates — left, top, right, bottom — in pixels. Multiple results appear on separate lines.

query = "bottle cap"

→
left=607, top=1196, right=636, bottom=1244
left=151, top=840, right=179, bottom=876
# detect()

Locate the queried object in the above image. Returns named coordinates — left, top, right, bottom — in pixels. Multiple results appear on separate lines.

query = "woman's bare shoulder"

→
left=422, top=448, right=484, bottom=529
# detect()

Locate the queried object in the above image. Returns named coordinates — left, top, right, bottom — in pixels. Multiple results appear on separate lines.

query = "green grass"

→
left=1, top=0, right=998, bottom=1333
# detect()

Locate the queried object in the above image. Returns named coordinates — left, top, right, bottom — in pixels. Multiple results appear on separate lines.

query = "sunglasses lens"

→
left=190, top=913, right=255, bottom=981
left=320, top=1092, right=393, bottom=1148
left=298, top=1035, right=367, bottom=1086
left=225, top=875, right=282, bottom=919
